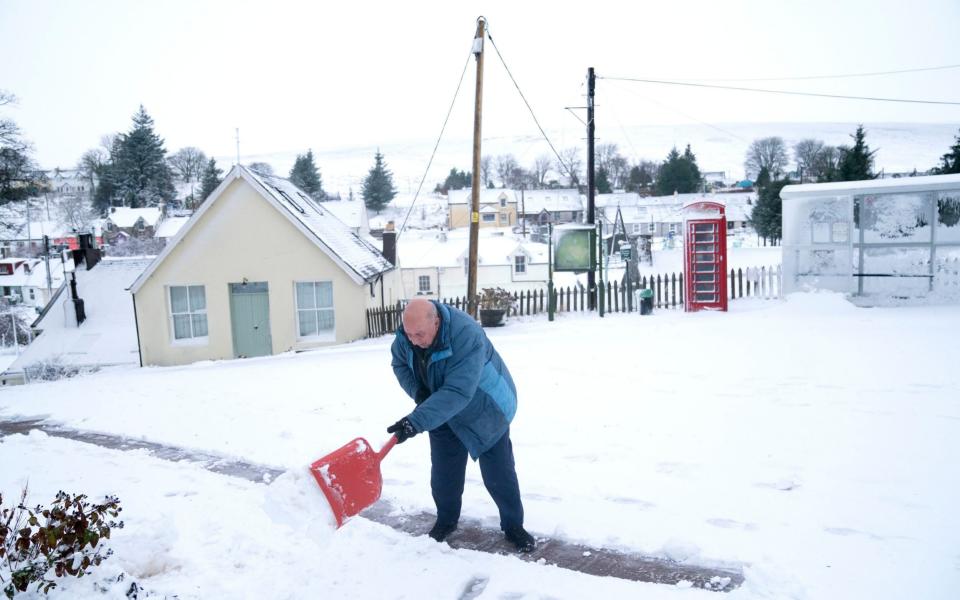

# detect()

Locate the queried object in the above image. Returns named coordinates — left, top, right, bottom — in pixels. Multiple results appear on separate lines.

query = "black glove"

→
left=415, top=387, right=430, bottom=405
left=387, top=417, right=419, bottom=444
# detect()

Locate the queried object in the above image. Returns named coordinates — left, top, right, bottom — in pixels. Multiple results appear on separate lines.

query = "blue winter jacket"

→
left=391, top=302, right=517, bottom=459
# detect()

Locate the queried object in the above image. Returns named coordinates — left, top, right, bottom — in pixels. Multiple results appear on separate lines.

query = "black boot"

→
left=504, top=525, right=536, bottom=553
left=428, top=521, right=458, bottom=542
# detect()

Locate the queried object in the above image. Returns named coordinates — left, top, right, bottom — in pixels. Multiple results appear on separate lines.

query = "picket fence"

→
left=366, top=265, right=782, bottom=338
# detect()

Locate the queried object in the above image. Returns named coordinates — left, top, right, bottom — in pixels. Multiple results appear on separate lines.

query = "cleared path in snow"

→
left=0, top=417, right=744, bottom=592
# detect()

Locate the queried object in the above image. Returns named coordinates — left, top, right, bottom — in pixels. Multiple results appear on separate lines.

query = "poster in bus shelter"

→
left=552, top=225, right=596, bottom=272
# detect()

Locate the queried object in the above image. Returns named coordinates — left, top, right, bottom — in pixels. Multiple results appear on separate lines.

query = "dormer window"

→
left=514, top=255, right=526, bottom=274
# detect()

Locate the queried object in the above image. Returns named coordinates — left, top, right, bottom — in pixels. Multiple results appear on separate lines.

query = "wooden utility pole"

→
left=467, top=17, right=486, bottom=318
left=587, top=67, right=596, bottom=310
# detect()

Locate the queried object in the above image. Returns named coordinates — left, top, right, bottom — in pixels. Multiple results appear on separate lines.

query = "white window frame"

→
left=418, top=275, right=431, bottom=293
left=632, top=223, right=641, bottom=234
left=168, top=284, right=208, bottom=345
left=648, top=222, right=656, bottom=233
left=514, top=255, right=526, bottom=274
left=294, top=281, right=336, bottom=342
left=500, top=197, right=507, bottom=207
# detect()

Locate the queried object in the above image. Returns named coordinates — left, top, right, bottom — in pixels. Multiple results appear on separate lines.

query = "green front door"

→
left=229, top=282, right=272, bottom=358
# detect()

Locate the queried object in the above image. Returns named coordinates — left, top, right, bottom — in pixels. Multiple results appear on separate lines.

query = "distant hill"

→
left=229, top=122, right=959, bottom=198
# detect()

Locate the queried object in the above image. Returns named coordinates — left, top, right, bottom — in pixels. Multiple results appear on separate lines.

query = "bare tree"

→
left=168, top=147, right=207, bottom=183
left=793, top=139, right=826, bottom=183
left=495, top=154, right=518, bottom=188
left=0, top=90, right=25, bottom=150
left=480, top=155, right=493, bottom=187
left=247, top=162, right=274, bottom=176
left=808, top=145, right=840, bottom=182
left=609, top=155, right=630, bottom=189
left=595, top=143, right=620, bottom=174
left=744, top=136, right=789, bottom=180
left=557, top=147, right=582, bottom=187
left=532, top=155, right=552, bottom=188
left=56, top=194, right=96, bottom=232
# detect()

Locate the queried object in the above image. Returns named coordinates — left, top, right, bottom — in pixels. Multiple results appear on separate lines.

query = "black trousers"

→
left=429, top=424, right=524, bottom=530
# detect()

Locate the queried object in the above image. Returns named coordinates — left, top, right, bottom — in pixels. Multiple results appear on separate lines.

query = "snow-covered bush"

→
left=22, top=359, right=88, bottom=383
left=0, top=489, right=123, bottom=597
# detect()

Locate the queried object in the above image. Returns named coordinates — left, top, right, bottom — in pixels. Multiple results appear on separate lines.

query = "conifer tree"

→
left=750, top=178, right=791, bottom=244
left=111, top=106, right=176, bottom=208
left=596, top=166, right=612, bottom=193
left=199, top=158, right=223, bottom=205
left=656, top=145, right=702, bottom=195
left=289, top=150, right=324, bottom=200
left=932, top=129, right=960, bottom=174
left=834, top=125, right=876, bottom=181
left=362, top=150, right=397, bottom=213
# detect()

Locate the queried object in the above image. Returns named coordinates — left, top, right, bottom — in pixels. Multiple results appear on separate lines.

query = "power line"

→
left=485, top=26, right=573, bottom=178
left=397, top=49, right=473, bottom=238
left=668, top=63, right=960, bottom=83
left=602, top=78, right=750, bottom=144
left=600, top=76, right=960, bottom=106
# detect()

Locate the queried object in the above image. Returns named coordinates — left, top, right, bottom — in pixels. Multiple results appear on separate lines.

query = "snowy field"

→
left=1, top=292, right=958, bottom=599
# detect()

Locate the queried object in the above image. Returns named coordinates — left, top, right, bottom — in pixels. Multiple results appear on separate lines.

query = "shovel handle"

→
left=377, top=435, right=399, bottom=461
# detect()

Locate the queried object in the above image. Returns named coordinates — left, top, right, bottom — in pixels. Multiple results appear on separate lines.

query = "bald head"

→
left=403, top=298, right=440, bottom=348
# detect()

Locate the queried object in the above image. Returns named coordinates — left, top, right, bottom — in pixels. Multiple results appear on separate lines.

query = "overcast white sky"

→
left=2, top=0, right=958, bottom=176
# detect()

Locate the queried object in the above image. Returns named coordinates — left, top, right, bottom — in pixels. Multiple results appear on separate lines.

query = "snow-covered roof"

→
left=130, top=166, right=393, bottom=292
left=516, top=189, right=582, bottom=213
left=780, top=172, right=960, bottom=199
left=319, top=199, right=368, bottom=232
left=153, top=216, right=190, bottom=239
left=8, top=258, right=151, bottom=372
left=105, top=207, right=162, bottom=228
left=447, top=189, right=514, bottom=206
left=397, top=229, right=547, bottom=269
left=0, top=258, right=67, bottom=288
left=598, top=192, right=756, bottom=224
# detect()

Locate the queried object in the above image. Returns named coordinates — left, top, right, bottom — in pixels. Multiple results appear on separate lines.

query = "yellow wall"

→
left=134, top=176, right=392, bottom=366
left=448, top=203, right=517, bottom=229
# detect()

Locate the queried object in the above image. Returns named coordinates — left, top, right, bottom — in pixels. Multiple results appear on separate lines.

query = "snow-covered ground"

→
left=1, top=293, right=958, bottom=599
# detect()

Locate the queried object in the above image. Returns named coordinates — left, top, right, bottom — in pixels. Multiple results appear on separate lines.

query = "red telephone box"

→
left=683, top=200, right=728, bottom=312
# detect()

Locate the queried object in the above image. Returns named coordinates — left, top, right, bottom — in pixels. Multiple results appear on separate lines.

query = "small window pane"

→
left=191, top=314, right=208, bottom=337
left=317, top=309, right=335, bottom=331
left=296, top=282, right=316, bottom=309
left=316, top=282, right=333, bottom=307
left=173, top=314, right=192, bottom=339
left=171, top=286, right=189, bottom=313
left=298, top=310, right=317, bottom=337
left=188, top=285, right=206, bottom=311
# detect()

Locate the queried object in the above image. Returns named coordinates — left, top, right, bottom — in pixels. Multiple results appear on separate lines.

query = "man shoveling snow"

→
left=388, top=298, right=535, bottom=553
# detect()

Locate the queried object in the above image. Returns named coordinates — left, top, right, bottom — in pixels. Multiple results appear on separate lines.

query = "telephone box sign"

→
left=682, top=201, right=728, bottom=312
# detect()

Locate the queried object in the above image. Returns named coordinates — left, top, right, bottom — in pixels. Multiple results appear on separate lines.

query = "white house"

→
left=515, top=189, right=584, bottom=226
left=395, top=228, right=549, bottom=299
left=596, top=191, right=755, bottom=236
left=129, top=166, right=398, bottom=367
left=0, top=257, right=67, bottom=310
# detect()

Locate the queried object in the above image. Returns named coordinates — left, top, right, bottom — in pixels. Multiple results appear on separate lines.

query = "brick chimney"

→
left=381, top=221, right=397, bottom=265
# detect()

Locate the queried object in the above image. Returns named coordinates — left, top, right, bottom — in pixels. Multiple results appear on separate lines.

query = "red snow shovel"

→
left=309, top=435, right=398, bottom=528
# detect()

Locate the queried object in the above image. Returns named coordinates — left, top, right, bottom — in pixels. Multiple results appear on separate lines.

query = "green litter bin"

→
left=638, top=288, right=654, bottom=315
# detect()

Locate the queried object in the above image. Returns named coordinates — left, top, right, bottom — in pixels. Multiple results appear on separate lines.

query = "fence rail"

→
left=366, top=266, right=781, bottom=338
